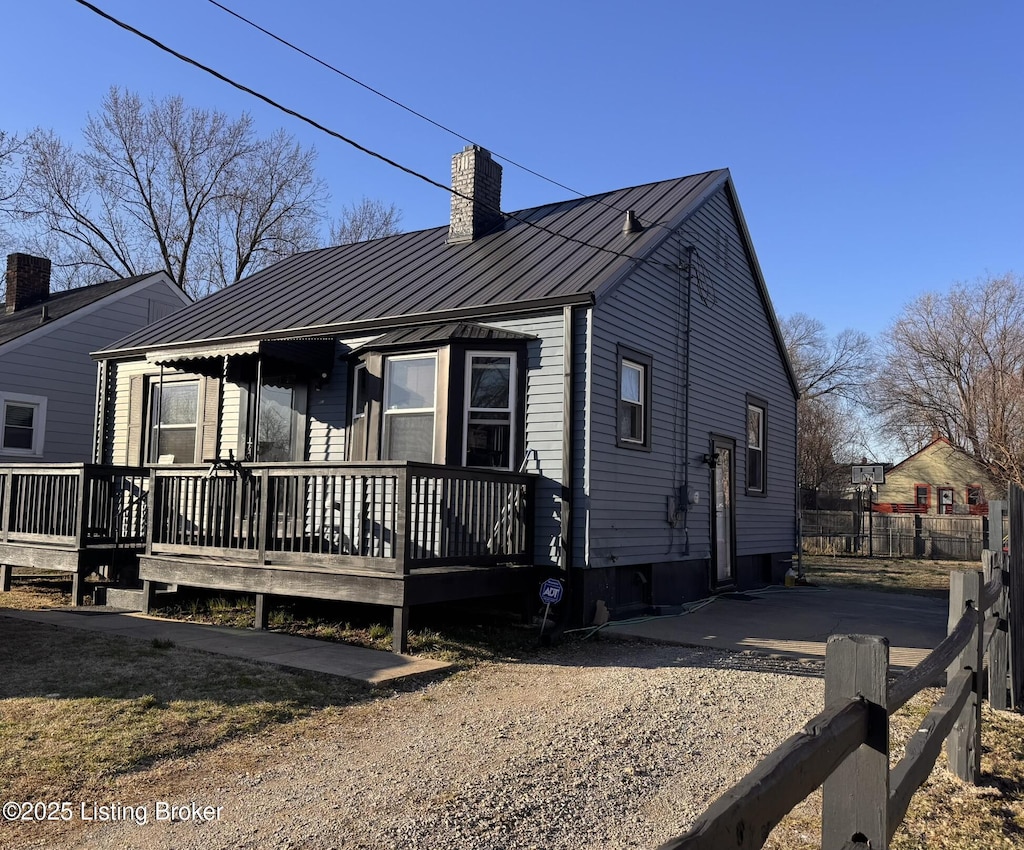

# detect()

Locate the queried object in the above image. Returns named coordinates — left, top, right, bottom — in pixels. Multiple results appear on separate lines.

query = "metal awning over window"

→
left=147, top=338, right=337, bottom=379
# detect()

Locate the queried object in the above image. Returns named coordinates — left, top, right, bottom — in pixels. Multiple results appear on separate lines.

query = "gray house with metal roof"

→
left=89, top=146, right=798, bottom=645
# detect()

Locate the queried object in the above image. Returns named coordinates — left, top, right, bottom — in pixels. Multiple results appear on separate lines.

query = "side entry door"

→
left=711, top=437, right=735, bottom=587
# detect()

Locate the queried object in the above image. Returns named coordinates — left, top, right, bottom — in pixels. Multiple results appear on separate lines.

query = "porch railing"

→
left=147, top=461, right=535, bottom=574
left=0, top=463, right=148, bottom=549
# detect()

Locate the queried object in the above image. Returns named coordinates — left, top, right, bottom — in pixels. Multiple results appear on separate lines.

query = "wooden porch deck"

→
left=141, top=461, right=538, bottom=651
left=0, top=463, right=147, bottom=604
left=1, top=460, right=539, bottom=649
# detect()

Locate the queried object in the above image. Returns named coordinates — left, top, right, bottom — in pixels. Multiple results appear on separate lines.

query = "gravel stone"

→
left=30, top=641, right=826, bottom=850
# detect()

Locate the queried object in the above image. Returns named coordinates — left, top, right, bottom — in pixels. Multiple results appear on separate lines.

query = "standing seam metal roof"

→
left=100, top=170, right=729, bottom=356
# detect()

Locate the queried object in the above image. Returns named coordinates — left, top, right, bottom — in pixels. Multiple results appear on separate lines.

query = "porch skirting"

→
left=138, top=554, right=539, bottom=652
left=0, top=542, right=140, bottom=606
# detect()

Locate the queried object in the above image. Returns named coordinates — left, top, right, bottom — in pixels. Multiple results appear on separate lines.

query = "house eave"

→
left=93, top=292, right=595, bottom=362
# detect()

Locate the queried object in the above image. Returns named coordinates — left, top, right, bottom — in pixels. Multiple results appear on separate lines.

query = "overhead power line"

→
left=74, top=0, right=665, bottom=266
left=205, top=0, right=677, bottom=234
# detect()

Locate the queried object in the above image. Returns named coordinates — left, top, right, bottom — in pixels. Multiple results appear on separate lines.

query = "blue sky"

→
left=3, top=0, right=1021, bottom=339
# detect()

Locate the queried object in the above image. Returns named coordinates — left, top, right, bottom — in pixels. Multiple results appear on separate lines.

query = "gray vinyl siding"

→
left=586, top=185, right=796, bottom=568
left=0, top=280, right=188, bottom=463
left=684, top=190, right=796, bottom=556
left=487, top=313, right=565, bottom=567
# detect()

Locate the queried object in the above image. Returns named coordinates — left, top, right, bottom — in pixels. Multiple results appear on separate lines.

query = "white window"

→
left=0, top=393, right=47, bottom=457
left=464, top=353, right=515, bottom=469
left=620, top=360, right=645, bottom=444
left=149, top=380, right=200, bottom=463
left=747, top=401, right=765, bottom=494
left=382, top=354, right=436, bottom=462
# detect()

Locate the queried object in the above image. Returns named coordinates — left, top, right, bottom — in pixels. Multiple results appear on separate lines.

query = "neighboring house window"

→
left=747, top=399, right=766, bottom=494
left=149, top=380, right=200, bottom=463
left=383, top=354, right=437, bottom=462
left=617, top=347, right=652, bottom=450
left=938, top=486, right=954, bottom=515
left=1, top=393, right=47, bottom=456
left=915, top=484, right=930, bottom=510
left=464, top=353, right=515, bottom=469
left=967, top=485, right=984, bottom=507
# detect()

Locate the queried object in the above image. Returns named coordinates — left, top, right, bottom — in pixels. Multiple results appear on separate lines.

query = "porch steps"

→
left=101, top=584, right=177, bottom=611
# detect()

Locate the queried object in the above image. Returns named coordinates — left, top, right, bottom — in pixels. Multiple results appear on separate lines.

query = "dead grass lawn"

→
left=799, top=554, right=959, bottom=598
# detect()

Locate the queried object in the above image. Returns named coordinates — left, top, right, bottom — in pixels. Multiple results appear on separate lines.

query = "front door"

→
left=711, top=438, right=735, bottom=587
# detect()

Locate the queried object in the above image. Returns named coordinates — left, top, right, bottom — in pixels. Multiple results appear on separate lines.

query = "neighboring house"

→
left=0, top=254, right=191, bottom=463
left=873, top=437, right=1005, bottom=515
left=69, top=146, right=796, bottom=647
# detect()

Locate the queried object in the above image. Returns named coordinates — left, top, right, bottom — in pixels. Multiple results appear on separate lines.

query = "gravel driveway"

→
left=21, top=641, right=826, bottom=850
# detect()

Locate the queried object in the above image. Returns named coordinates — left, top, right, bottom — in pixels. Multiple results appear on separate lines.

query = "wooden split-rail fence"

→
left=657, top=547, right=1016, bottom=850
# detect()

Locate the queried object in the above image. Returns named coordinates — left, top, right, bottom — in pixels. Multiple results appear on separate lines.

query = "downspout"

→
left=253, top=357, right=264, bottom=461
left=560, top=305, right=575, bottom=578
left=156, top=363, right=165, bottom=462
left=92, top=360, right=108, bottom=464
left=681, top=244, right=695, bottom=556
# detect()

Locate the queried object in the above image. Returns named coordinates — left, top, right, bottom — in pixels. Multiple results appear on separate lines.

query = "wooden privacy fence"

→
left=658, top=551, right=1012, bottom=850
left=801, top=510, right=1005, bottom=561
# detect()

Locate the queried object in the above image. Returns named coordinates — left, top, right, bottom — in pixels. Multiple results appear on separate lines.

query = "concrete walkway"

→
left=2, top=585, right=947, bottom=683
left=0, top=607, right=450, bottom=685
left=602, top=585, right=948, bottom=669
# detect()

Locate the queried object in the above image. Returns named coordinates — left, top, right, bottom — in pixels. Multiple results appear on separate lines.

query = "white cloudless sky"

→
left=3, top=0, right=1021, bottom=339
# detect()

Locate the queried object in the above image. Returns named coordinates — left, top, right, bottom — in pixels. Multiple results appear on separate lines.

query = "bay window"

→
left=382, top=354, right=437, bottom=462
left=464, top=353, right=515, bottom=469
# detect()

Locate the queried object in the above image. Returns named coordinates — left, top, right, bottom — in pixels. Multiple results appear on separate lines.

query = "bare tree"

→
left=0, top=130, right=27, bottom=254
left=781, top=313, right=874, bottom=402
left=878, top=272, right=1024, bottom=487
left=328, top=196, right=402, bottom=245
left=780, top=313, right=876, bottom=502
left=19, top=87, right=326, bottom=298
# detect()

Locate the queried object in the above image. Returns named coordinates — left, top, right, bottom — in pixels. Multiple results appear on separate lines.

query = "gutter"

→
left=91, top=292, right=596, bottom=362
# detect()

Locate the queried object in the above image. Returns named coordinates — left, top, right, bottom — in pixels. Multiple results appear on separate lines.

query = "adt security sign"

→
left=539, top=578, right=563, bottom=606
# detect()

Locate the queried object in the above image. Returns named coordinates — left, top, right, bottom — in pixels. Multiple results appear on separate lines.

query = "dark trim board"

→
left=138, top=555, right=540, bottom=652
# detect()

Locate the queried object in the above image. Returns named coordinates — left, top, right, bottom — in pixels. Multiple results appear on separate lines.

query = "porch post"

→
left=71, top=570, right=86, bottom=607
left=254, top=593, right=269, bottom=630
left=393, top=604, right=410, bottom=654
left=141, top=580, right=155, bottom=615
left=0, top=468, right=10, bottom=542
left=0, top=564, right=11, bottom=592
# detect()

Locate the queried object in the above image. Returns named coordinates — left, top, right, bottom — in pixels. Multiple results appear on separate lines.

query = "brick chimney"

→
left=448, top=145, right=503, bottom=243
left=6, top=253, right=52, bottom=314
